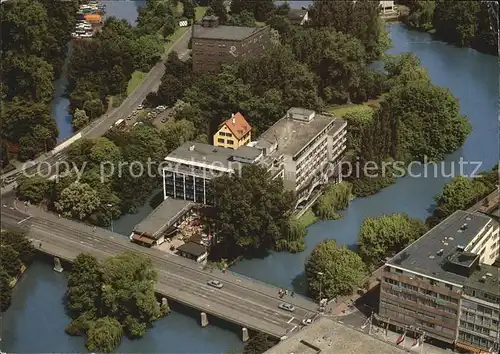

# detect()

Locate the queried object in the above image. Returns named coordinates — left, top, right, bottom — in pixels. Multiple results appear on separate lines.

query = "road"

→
left=1, top=204, right=319, bottom=339
left=0, top=29, right=192, bottom=192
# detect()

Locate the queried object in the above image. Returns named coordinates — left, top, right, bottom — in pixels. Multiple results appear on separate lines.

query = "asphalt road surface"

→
left=1, top=205, right=319, bottom=338
left=1, top=29, right=192, bottom=192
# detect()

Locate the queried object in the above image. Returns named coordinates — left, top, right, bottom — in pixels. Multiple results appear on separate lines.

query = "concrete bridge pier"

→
left=242, top=327, right=249, bottom=342
left=53, top=257, right=63, bottom=273
left=200, top=312, right=209, bottom=327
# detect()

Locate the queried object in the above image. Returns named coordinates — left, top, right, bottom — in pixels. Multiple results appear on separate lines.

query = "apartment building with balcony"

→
left=252, top=107, right=347, bottom=207
left=192, top=16, right=270, bottom=74
left=162, top=142, right=263, bottom=204
left=213, top=112, right=252, bottom=149
left=379, top=210, right=499, bottom=346
left=457, top=264, right=499, bottom=353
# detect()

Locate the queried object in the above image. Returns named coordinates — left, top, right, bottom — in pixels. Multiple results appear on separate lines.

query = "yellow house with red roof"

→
left=213, top=112, right=252, bottom=149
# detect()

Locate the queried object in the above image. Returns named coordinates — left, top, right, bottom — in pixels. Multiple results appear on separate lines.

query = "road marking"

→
left=290, top=325, right=297, bottom=333
left=287, top=317, right=294, bottom=323
left=18, top=216, right=31, bottom=224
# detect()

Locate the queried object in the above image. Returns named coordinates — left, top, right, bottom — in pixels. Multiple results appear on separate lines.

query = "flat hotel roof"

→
left=265, top=317, right=405, bottom=354
left=258, top=112, right=344, bottom=158
left=387, top=210, right=493, bottom=285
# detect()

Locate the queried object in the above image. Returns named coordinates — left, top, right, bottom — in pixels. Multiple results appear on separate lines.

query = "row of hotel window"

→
left=380, top=301, right=455, bottom=335
left=384, top=277, right=459, bottom=302
left=383, top=287, right=458, bottom=315
left=458, top=331, right=497, bottom=351
left=218, top=138, right=234, bottom=145
left=389, top=267, right=457, bottom=290
left=460, top=313, right=499, bottom=329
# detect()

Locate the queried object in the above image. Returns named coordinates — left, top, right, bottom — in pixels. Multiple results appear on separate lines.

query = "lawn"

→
left=326, top=98, right=382, bottom=117
left=127, top=71, right=146, bottom=96
left=163, top=26, right=190, bottom=52
left=297, top=209, right=318, bottom=228
left=195, top=6, right=207, bottom=20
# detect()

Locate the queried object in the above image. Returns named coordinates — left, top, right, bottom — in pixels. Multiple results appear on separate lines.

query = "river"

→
left=5, top=4, right=497, bottom=353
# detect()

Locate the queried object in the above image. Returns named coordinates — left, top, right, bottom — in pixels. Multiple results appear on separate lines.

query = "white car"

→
left=207, top=280, right=223, bottom=289
left=279, top=303, right=295, bottom=312
left=156, top=105, right=166, bottom=111
left=302, top=319, right=312, bottom=325
left=137, top=104, right=144, bottom=110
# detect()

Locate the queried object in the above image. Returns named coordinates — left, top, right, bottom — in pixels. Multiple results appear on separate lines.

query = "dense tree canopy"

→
left=0, top=0, right=76, bottom=159
left=0, top=230, right=34, bottom=312
left=308, top=0, right=387, bottom=61
left=65, top=252, right=165, bottom=352
left=427, top=165, right=498, bottom=226
left=357, top=213, right=428, bottom=269
left=406, top=0, right=497, bottom=55
left=210, top=165, right=300, bottom=257
left=305, top=239, right=366, bottom=300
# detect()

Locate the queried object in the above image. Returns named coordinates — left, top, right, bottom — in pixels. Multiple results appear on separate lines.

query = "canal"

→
left=4, top=4, right=497, bottom=353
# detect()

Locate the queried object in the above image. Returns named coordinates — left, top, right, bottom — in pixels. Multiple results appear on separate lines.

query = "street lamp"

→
left=107, top=204, right=114, bottom=232
left=317, top=271, right=324, bottom=304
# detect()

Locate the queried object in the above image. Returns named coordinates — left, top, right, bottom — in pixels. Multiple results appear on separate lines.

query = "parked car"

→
left=207, top=280, right=223, bottom=289
left=126, top=114, right=133, bottom=120
left=279, top=303, right=295, bottom=312
left=137, top=104, right=144, bottom=110
left=302, top=319, right=312, bottom=325
left=156, top=105, right=166, bottom=111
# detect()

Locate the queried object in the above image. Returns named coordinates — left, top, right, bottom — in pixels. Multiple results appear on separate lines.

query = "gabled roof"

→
left=220, top=112, right=252, bottom=140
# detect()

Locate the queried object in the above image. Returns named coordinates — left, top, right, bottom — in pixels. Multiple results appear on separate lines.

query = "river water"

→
left=5, top=3, right=497, bottom=353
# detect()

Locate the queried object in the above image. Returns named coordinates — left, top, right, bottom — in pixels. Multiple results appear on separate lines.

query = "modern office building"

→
left=457, top=264, right=499, bottom=353
left=379, top=210, right=500, bottom=347
left=191, top=15, right=270, bottom=74
left=252, top=107, right=347, bottom=207
left=162, top=141, right=263, bottom=204
left=213, top=112, right=252, bottom=149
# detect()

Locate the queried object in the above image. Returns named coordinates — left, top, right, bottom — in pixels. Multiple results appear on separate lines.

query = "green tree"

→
left=72, top=108, right=89, bottom=131
left=162, top=119, right=197, bottom=152
left=228, top=10, right=255, bottom=27
left=132, top=35, right=162, bottom=72
left=288, top=28, right=367, bottom=104
left=313, top=182, right=352, bottom=220
left=308, top=0, right=384, bottom=61
left=0, top=245, right=22, bottom=278
left=0, top=267, right=12, bottom=312
left=408, top=0, right=436, bottom=28
left=86, top=317, right=123, bottom=353
left=55, top=182, right=101, bottom=220
left=101, top=252, right=161, bottom=337
left=89, top=137, right=122, bottom=165
left=66, top=253, right=103, bottom=318
left=83, top=99, right=105, bottom=120
left=305, top=239, right=366, bottom=300
left=357, top=213, right=428, bottom=269
left=433, top=0, right=480, bottom=47
left=210, top=165, right=296, bottom=256
left=210, top=0, right=228, bottom=23
left=432, top=175, right=493, bottom=221
left=379, top=76, right=471, bottom=162
left=182, top=0, right=196, bottom=19
left=0, top=230, right=34, bottom=265
left=17, top=175, right=51, bottom=204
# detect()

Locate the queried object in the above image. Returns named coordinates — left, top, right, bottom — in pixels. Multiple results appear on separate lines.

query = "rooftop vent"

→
left=449, top=237, right=454, bottom=240
left=444, top=242, right=449, bottom=246
left=437, top=249, right=444, bottom=256
left=480, top=276, right=487, bottom=282
left=231, top=113, right=235, bottom=124
left=486, top=272, right=493, bottom=277
left=189, top=145, right=195, bottom=151
left=457, top=245, right=465, bottom=252
left=212, top=149, right=217, bottom=153
left=429, top=255, right=435, bottom=259
left=460, top=223, right=468, bottom=231
left=466, top=216, right=472, bottom=221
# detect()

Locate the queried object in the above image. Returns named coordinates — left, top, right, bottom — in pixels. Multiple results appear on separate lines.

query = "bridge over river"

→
left=1, top=205, right=319, bottom=340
